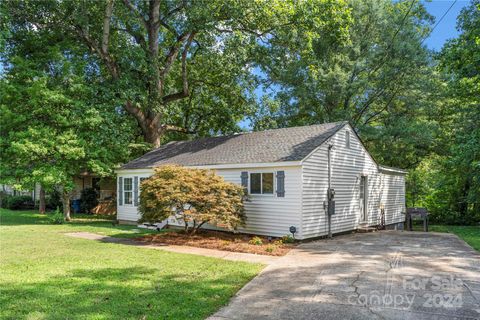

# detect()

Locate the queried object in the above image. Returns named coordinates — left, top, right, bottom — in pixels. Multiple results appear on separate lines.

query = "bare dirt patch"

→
left=136, top=230, right=296, bottom=256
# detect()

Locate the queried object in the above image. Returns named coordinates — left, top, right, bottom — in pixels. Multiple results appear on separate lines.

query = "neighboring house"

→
left=71, top=174, right=117, bottom=214
left=115, top=121, right=406, bottom=239
left=0, top=183, right=41, bottom=201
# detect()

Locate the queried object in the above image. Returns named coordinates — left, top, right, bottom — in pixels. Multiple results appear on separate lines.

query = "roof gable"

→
left=121, top=121, right=348, bottom=169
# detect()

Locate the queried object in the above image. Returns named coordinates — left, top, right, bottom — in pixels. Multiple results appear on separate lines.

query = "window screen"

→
left=124, top=178, right=133, bottom=204
left=262, top=173, right=274, bottom=194
left=250, top=173, right=261, bottom=194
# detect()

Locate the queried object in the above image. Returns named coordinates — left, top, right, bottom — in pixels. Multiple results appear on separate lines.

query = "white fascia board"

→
left=378, top=165, right=408, bottom=175
left=188, top=161, right=302, bottom=170
left=115, top=168, right=155, bottom=175
left=115, top=161, right=302, bottom=174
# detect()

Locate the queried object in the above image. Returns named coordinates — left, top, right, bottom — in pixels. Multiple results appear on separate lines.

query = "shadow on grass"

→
left=1, top=266, right=247, bottom=320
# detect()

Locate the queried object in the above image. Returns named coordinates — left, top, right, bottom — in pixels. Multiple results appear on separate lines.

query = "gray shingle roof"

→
left=120, top=121, right=347, bottom=169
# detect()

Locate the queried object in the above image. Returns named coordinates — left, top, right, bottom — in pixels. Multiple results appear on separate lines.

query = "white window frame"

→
left=249, top=172, right=275, bottom=196
left=123, top=177, right=133, bottom=205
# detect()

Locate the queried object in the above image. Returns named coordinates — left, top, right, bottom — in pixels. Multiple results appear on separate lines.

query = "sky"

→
left=422, top=0, right=470, bottom=51
left=239, top=0, right=472, bottom=129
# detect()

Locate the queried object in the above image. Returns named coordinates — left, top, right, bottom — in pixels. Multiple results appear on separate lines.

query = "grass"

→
left=428, top=225, right=480, bottom=251
left=0, top=209, right=264, bottom=320
left=412, top=222, right=480, bottom=251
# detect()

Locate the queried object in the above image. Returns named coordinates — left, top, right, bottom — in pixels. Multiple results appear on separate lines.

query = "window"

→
left=345, top=130, right=350, bottom=148
left=250, top=173, right=274, bottom=194
left=124, top=178, right=133, bottom=205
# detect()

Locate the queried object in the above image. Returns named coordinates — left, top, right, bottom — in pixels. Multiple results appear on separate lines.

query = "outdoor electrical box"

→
left=328, top=188, right=335, bottom=200
left=328, top=200, right=335, bottom=216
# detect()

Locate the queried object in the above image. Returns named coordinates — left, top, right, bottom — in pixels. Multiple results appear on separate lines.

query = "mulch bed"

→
left=136, top=230, right=297, bottom=256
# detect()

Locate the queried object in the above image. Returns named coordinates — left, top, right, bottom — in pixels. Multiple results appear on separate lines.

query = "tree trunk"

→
left=62, top=191, right=71, bottom=221
left=39, top=185, right=46, bottom=214
left=144, top=119, right=162, bottom=148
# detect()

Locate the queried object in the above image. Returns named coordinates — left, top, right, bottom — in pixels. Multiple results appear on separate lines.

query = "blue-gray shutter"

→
left=133, top=176, right=139, bottom=206
left=276, top=171, right=285, bottom=197
left=118, top=177, right=123, bottom=205
left=241, top=172, right=248, bottom=192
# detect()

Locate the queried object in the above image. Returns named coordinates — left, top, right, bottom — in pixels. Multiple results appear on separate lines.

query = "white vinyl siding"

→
left=117, top=166, right=303, bottom=238
left=116, top=124, right=405, bottom=238
left=380, top=172, right=406, bottom=225
left=301, top=125, right=382, bottom=238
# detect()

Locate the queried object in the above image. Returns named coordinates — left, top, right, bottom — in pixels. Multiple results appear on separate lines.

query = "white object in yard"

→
left=137, top=219, right=168, bottom=231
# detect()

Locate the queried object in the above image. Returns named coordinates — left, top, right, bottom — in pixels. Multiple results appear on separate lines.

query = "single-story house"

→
left=116, top=121, right=406, bottom=239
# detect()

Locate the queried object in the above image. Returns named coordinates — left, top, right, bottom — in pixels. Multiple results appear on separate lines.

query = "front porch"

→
left=72, top=174, right=116, bottom=215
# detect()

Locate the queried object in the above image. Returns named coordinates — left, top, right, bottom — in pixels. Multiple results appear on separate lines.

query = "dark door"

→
left=359, top=176, right=368, bottom=221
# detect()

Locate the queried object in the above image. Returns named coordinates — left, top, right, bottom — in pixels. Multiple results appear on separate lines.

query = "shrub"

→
left=80, top=188, right=98, bottom=214
left=2, top=195, right=34, bottom=210
left=249, top=236, right=263, bottom=245
left=46, top=189, right=62, bottom=211
left=265, top=245, right=276, bottom=253
left=281, top=235, right=295, bottom=243
left=48, top=208, right=64, bottom=224
left=139, top=165, right=246, bottom=235
left=273, top=239, right=284, bottom=246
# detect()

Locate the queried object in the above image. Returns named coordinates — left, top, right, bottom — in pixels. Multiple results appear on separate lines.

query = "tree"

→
left=2, top=0, right=351, bottom=148
left=250, top=0, right=439, bottom=169
left=0, top=55, right=136, bottom=220
left=139, top=165, right=246, bottom=234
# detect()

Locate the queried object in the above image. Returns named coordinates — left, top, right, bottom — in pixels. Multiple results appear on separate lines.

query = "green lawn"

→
left=428, top=225, right=480, bottom=251
left=412, top=222, right=480, bottom=251
left=0, top=209, right=263, bottom=320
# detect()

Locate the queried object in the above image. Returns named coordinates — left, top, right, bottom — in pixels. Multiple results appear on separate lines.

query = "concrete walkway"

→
left=64, top=232, right=279, bottom=264
left=209, top=231, right=480, bottom=320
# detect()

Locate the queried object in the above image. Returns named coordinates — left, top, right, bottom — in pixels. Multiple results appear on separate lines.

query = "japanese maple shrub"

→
left=139, top=165, right=246, bottom=235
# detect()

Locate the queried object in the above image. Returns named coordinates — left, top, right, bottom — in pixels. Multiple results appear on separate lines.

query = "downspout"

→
left=327, top=144, right=333, bottom=239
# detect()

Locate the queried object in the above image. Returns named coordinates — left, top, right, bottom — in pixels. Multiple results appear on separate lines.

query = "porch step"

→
left=138, top=219, right=169, bottom=231
left=356, top=224, right=377, bottom=233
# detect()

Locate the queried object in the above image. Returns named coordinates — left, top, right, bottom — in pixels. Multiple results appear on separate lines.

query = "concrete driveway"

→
left=210, top=231, right=480, bottom=320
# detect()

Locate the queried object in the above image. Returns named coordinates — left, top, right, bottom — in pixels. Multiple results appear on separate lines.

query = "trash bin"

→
left=72, top=199, right=81, bottom=213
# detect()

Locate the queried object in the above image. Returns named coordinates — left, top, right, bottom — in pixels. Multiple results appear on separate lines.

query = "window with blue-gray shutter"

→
left=241, top=172, right=248, bottom=192
left=276, top=171, right=285, bottom=197
left=133, top=176, right=139, bottom=206
left=118, top=177, right=123, bottom=205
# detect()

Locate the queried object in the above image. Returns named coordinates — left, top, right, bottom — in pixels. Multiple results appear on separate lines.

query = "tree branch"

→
left=122, top=0, right=148, bottom=30
left=161, top=124, right=196, bottom=134
left=162, top=32, right=196, bottom=104
left=75, top=25, right=119, bottom=79
left=101, top=0, right=114, bottom=55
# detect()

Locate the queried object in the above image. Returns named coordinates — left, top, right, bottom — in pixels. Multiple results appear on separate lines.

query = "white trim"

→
left=249, top=172, right=275, bottom=196
left=123, top=177, right=134, bottom=206
left=378, top=165, right=407, bottom=175
left=115, top=161, right=302, bottom=173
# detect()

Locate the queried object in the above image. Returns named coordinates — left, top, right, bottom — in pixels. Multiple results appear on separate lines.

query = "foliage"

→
left=265, top=245, right=275, bottom=253
left=281, top=235, right=296, bottom=244
left=48, top=208, right=64, bottom=225
left=407, top=1, right=480, bottom=225
left=46, top=189, right=63, bottom=211
left=1, top=195, right=34, bottom=210
left=1, top=0, right=352, bottom=148
left=248, top=236, right=263, bottom=246
left=251, top=0, right=438, bottom=169
left=139, top=165, right=246, bottom=234
left=80, top=188, right=99, bottom=214
left=0, top=208, right=262, bottom=319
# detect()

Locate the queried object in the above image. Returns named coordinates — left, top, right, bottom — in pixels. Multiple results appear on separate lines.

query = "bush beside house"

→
left=139, top=165, right=246, bottom=235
